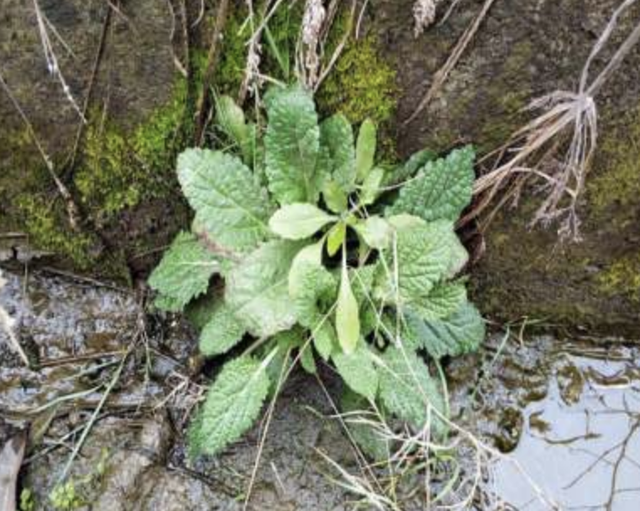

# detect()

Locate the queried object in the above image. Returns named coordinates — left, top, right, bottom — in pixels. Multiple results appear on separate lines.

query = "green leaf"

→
left=326, top=222, right=346, bottom=256
left=355, top=119, right=377, bottom=182
left=378, top=347, right=445, bottom=431
left=336, top=260, right=361, bottom=354
left=403, top=303, right=485, bottom=359
left=178, top=149, right=273, bottom=251
left=300, top=345, right=317, bottom=374
left=377, top=218, right=456, bottom=310
left=226, top=240, right=305, bottom=337
left=387, top=146, right=475, bottom=222
left=265, top=86, right=322, bottom=204
left=149, top=231, right=219, bottom=311
left=383, top=149, right=436, bottom=187
left=313, top=322, right=337, bottom=360
left=199, top=302, right=246, bottom=356
left=341, top=389, right=390, bottom=462
left=320, top=114, right=356, bottom=192
left=413, top=282, right=467, bottom=321
left=332, top=343, right=379, bottom=401
left=289, top=256, right=337, bottom=329
left=215, top=95, right=254, bottom=164
left=355, top=216, right=391, bottom=250
left=269, top=203, right=337, bottom=240
left=360, top=167, right=385, bottom=205
left=189, top=355, right=271, bottom=456
left=322, top=180, right=348, bottom=213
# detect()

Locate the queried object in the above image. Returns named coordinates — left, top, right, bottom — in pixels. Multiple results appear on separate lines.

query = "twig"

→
left=66, top=2, right=113, bottom=172
left=404, top=0, right=498, bottom=125
left=314, top=0, right=357, bottom=92
left=32, top=0, right=85, bottom=120
left=0, top=69, right=81, bottom=231
left=194, top=0, right=232, bottom=145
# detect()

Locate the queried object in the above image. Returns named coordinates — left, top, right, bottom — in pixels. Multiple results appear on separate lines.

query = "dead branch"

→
left=66, top=2, right=114, bottom=172
left=404, top=0, right=498, bottom=125
left=0, top=69, right=81, bottom=231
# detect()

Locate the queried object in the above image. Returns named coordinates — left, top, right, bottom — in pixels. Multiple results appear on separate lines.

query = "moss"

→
left=588, top=105, right=640, bottom=223
left=16, top=194, right=95, bottom=269
left=597, top=255, right=640, bottom=302
left=215, top=4, right=303, bottom=95
left=74, top=78, right=189, bottom=223
left=475, top=42, right=532, bottom=153
left=317, top=35, right=397, bottom=127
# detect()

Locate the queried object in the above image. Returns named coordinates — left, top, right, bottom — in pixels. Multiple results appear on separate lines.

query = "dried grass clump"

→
left=469, top=0, right=640, bottom=241
left=413, top=0, right=438, bottom=37
left=301, top=0, right=327, bottom=87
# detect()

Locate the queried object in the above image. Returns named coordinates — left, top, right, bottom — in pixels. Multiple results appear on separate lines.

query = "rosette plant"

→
left=149, top=85, right=485, bottom=457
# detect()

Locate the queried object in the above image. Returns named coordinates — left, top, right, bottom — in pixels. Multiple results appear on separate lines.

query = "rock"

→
left=0, top=433, right=26, bottom=511
left=0, top=0, right=188, bottom=277
left=372, top=0, right=640, bottom=334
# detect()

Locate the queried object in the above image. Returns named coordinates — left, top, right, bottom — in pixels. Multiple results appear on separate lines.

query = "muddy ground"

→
left=1, top=269, right=639, bottom=510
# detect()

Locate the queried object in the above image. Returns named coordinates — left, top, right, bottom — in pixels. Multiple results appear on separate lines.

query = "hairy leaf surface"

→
left=265, top=87, right=322, bottom=203
left=178, top=149, right=273, bottom=251
left=189, top=356, right=270, bottom=456
left=199, top=302, right=246, bottom=356
left=332, top=344, right=379, bottom=401
left=387, top=146, right=475, bottom=222
left=226, top=240, right=304, bottom=337
left=319, top=114, right=356, bottom=191
left=378, top=347, right=445, bottom=430
left=149, top=231, right=220, bottom=311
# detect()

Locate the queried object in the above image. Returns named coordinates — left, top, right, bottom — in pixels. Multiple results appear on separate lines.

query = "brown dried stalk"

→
left=467, top=0, right=640, bottom=241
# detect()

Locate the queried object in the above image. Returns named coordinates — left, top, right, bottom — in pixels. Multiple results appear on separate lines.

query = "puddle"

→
left=476, top=339, right=640, bottom=510
left=2, top=268, right=640, bottom=510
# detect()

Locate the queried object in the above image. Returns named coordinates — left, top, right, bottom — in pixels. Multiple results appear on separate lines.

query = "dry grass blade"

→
left=405, top=0, right=499, bottom=125
left=467, top=0, right=640, bottom=241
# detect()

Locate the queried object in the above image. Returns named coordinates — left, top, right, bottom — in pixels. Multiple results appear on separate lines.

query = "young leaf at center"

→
left=335, top=252, right=360, bottom=354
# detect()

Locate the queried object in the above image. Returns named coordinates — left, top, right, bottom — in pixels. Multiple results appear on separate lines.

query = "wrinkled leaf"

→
left=189, top=355, right=271, bottom=456
left=403, top=302, right=485, bottom=359
left=149, top=231, right=220, bottom=311
left=341, top=389, right=389, bottom=461
left=377, top=218, right=457, bottom=311
left=313, top=322, right=337, bottom=360
left=387, top=146, right=475, bottom=222
left=226, top=240, right=304, bottom=337
left=378, top=347, right=445, bottom=431
left=319, top=114, right=356, bottom=192
left=384, top=148, right=436, bottom=187
left=199, top=302, right=246, bottom=356
left=265, top=86, right=322, bottom=203
left=178, top=149, right=273, bottom=251
left=332, top=343, right=379, bottom=401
